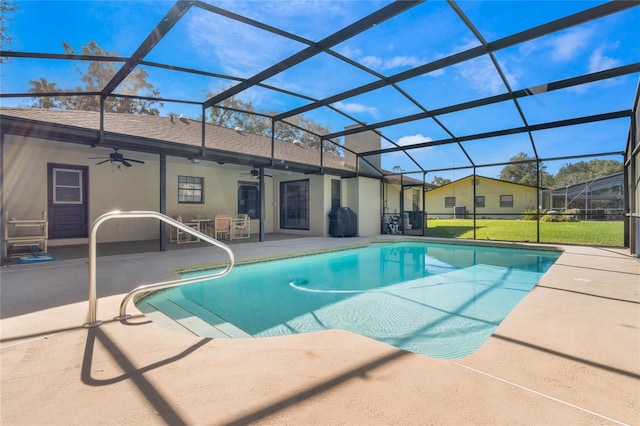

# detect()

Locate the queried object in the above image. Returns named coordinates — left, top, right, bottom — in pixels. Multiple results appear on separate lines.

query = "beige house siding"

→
left=425, top=176, right=537, bottom=219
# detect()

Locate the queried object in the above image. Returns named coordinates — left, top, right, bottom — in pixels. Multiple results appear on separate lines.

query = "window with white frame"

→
left=53, top=168, right=83, bottom=204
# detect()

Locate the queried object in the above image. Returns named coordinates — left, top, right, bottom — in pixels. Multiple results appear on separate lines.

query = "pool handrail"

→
left=83, top=210, right=235, bottom=328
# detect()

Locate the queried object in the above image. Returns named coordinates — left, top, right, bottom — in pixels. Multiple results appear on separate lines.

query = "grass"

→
left=426, top=219, right=624, bottom=247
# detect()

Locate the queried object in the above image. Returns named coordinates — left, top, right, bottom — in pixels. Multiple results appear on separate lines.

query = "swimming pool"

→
left=137, top=241, right=561, bottom=359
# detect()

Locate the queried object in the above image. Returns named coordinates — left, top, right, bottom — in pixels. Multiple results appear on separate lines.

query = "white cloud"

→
left=548, top=27, right=594, bottom=62
left=360, top=55, right=383, bottom=69
left=337, top=45, right=362, bottom=59
left=457, top=56, right=506, bottom=96
left=382, top=56, right=424, bottom=70
left=397, top=133, right=433, bottom=147
left=187, top=12, right=298, bottom=77
left=359, top=54, right=425, bottom=71
left=517, top=26, right=595, bottom=64
left=588, top=44, right=621, bottom=73
left=333, top=101, right=378, bottom=118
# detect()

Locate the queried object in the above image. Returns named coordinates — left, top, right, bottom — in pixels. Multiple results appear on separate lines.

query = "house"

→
left=1, top=107, right=387, bottom=259
left=424, top=175, right=538, bottom=219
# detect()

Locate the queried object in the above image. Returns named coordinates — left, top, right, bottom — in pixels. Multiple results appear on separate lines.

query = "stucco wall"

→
left=425, top=176, right=537, bottom=219
left=4, top=136, right=161, bottom=244
left=384, top=182, right=402, bottom=215
left=3, top=134, right=384, bottom=244
left=166, top=162, right=271, bottom=235
left=3, top=136, right=276, bottom=244
left=356, top=176, right=381, bottom=236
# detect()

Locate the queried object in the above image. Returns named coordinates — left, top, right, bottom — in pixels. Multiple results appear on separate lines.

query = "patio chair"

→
left=172, top=215, right=200, bottom=244
left=214, top=214, right=232, bottom=240
left=232, top=214, right=251, bottom=240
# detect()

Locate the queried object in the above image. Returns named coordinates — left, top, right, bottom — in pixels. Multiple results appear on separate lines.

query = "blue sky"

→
left=2, top=0, right=639, bottom=179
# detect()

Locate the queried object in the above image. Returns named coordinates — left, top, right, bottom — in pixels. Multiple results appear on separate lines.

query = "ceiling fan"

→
left=88, top=148, right=145, bottom=167
left=241, top=167, right=272, bottom=179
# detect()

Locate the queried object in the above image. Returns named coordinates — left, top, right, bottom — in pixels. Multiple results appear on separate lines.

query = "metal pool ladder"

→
left=83, top=211, right=235, bottom=328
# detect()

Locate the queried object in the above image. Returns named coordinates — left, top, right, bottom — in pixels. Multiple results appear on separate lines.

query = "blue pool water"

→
left=138, top=241, right=561, bottom=359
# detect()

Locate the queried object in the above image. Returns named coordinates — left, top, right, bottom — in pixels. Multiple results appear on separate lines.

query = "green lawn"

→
left=425, top=219, right=624, bottom=247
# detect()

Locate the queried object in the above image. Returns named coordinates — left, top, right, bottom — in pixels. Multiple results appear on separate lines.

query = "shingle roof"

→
left=0, top=107, right=354, bottom=174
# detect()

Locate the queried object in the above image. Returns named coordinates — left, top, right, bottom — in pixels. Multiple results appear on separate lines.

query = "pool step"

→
left=139, top=297, right=252, bottom=339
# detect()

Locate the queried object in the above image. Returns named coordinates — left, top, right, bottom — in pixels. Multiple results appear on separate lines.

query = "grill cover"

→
left=328, top=207, right=357, bottom=237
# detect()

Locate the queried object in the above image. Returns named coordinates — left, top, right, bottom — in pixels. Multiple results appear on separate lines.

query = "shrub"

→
left=522, top=208, right=539, bottom=221
left=541, top=209, right=580, bottom=222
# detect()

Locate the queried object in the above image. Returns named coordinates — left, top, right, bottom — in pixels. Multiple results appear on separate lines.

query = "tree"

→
left=553, top=159, right=622, bottom=187
left=28, top=41, right=162, bottom=115
left=204, top=93, right=341, bottom=155
left=27, top=78, right=63, bottom=109
left=0, top=0, right=17, bottom=63
left=431, top=176, right=451, bottom=186
left=499, top=152, right=554, bottom=187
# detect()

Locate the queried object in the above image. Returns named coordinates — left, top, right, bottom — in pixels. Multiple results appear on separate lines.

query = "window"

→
left=53, top=168, right=83, bottom=204
left=412, top=189, right=419, bottom=211
left=475, top=196, right=485, bottom=208
left=280, top=179, right=309, bottom=230
left=445, top=197, right=456, bottom=208
left=500, top=195, right=514, bottom=208
left=331, top=179, right=341, bottom=210
left=178, top=176, right=203, bottom=203
left=238, top=182, right=260, bottom=219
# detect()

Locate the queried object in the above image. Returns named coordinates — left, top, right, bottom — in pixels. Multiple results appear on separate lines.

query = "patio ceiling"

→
left=1, top=0, right=639, bottom=178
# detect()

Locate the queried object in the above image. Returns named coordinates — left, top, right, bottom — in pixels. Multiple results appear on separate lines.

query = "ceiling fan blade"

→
left=124, top=158, right=145, bottom=164
left=96, top=159, right=110, bottom=165
left=121, top=160, right=132, bottom=167
left=88, top=157, right=108, bottom=159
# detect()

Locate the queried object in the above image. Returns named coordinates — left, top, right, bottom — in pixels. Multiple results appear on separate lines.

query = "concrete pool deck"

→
left=1, top=236, right=638, bottom=425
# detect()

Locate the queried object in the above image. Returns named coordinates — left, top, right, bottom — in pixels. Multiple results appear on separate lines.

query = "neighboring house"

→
left=424, top=175, right=538, bottom=219
left=0, top=107, right=384, bottom=256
